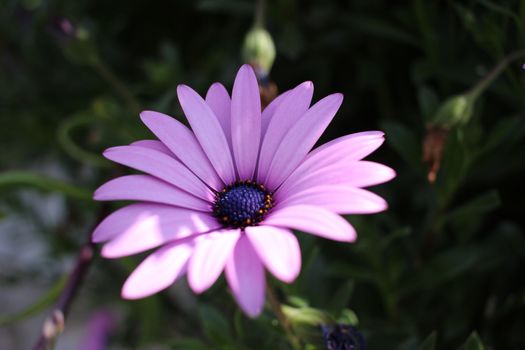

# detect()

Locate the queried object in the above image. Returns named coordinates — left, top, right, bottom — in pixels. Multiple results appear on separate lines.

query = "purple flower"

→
left=321, top=324, right=366, bottom=350
left=80, top=310, right=116, bottom=350
left=92, top=65, right=395, bottom=317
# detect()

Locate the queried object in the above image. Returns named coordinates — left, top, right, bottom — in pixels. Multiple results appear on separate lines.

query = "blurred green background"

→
left=1, top=0, right=525, bottom=349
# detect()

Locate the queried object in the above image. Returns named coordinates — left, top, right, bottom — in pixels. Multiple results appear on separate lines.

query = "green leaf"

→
left=459, top=332, right=485, bottom=350
left=381, top=120, right=423, bottom=172
left=135, top=295, right=163, bottom=344
left=398, top=245, right=485, bottom=296
left=282, top=305, right=332, bottom=326
left=418, top=85, right=440, bottom=122
left=346, top=15, right=418, bottom=46
left=479, top=116, right=523, bottom=155
left=419, top=331, right=437, bottom=350
left=288, top=296, right=310, bottom=308
left=380, top=227, right=412, bottom=250
left=327, top=281, right=354, bottom=312
left=57, top=114, right=111, bottom=168
left=169, top=338, right=210, bottom=350
left=0, top=171, right=92, bottom=200
left=197, top=0, right=253, bottom=15
left=198, top=304, right=233, bottom=345
left=437, top=128, right=469, bottom=205
left=327, top=262, right=377, bottom=283
left=0, top=276, right=67, bottom=326
left=444, top=190, right=501, bottom=224
left=336, top=309, right=359, bottom=326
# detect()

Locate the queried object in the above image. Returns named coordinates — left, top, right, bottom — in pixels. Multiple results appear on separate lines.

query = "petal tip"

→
left=176, top=83, right=187, bottom=92
left=100, top=244, right=120, bottom=259
left=301, top=80, right=314, bottom=89
left=139, top=110, right=157, bottom=121
left=121, top=283, right=144, bottom=300
left=243, top=305, right=263, bottom=318
left=280, top=273, right=299, bottom=284
left=140, top=110, right=169, bottom=127
left=209, top=82, right=224, bottom=89
left=188, top=279, right=207, bottom=295
left=239, top=63, right=254, bottom=72
left=102, top=147, right=117, bottom=159
left=92, top=187, right=103, bottom=201
left=237, top=64, right=257, bottom=81
left=91, top=225, right=106, bottom=243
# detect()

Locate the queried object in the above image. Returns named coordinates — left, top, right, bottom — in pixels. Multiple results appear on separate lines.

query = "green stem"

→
left=0, top=170, right=92, bottom=200
left=266, top=283, right=302, bottom=350
left=91, top=59, right=142, bottom=114
left=32, top=204, right=111, bottom=350
left=254, top=0, right=266, bottom=28
left=467, top=50, right=525, bottom=99
left=57, top=114, right=110, bottom=168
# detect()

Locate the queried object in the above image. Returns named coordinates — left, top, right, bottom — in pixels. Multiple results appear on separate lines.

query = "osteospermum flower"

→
left=92, top=65, right=395, bottom=317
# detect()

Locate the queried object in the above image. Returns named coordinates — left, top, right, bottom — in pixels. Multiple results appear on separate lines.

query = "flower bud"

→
left=242, top=27, right=276, bottom=77
left=432, top=93, right=476, bottom=127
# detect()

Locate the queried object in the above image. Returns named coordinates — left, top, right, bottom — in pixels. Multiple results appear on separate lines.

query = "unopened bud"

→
left=432, top=93, right=476, bottom=127
left=242, top=27, right=276, bottom=77
left=49, top=19, right=99, bottom=66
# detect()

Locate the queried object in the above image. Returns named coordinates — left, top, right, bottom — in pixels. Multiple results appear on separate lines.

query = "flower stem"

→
left=91, top=59, right=142, bottom=114
left=254, top=0, right=266, bottom=28
left=266, top=283, right=302, bottom=350
left=32, top=204, right=111, bottom=350
left=466, top=49, right=525, bottom=99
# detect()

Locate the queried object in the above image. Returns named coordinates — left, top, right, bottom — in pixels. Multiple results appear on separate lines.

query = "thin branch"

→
left=91, top=60, right=142, bottom=115
left=32, top=204, right=110, bottom=350
left=254, top=0, right=266, bottom=28
left=266, top=283, right=302, bottom=350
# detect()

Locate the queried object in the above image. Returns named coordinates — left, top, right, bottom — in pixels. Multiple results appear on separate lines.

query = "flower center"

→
left=213, top=180, right=273, bottom=228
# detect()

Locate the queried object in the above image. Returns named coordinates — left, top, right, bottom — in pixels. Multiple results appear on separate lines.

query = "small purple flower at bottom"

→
left=321, top=324, right=366, bottom=350
left=80, top=310, right=116, bottom=350
left=92, top=64, right=395, bottom=317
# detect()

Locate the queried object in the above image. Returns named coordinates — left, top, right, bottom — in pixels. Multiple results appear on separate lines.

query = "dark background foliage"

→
left=1, top=0, right=524, bottom=349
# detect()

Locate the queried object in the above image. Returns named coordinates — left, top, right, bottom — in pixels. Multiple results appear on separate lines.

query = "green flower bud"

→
left=242, top=27, right=276, bottom=75
left=432, top=93, right=476, bottom=127
left=282, top=305, right=333, bottom=326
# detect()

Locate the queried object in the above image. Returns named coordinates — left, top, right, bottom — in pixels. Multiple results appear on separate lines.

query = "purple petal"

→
left=121, top=240, right=194, bottom=299
left=231, top=64, right=262, bottom=180
left=130, top=139, right=175, bottom=157
left=140, top=111, right=222, bottom=190
left=104, top=145, right=213, bottom=201
left=206, top=83, right=232, bottom=148
left=261, top=89, right=290, bottom=137
left=225, top=234, right=266, bottom=317
left=177, top=85, right=236, bottom=185
left=308, top=131, right=385, bottom=161
left=277, top=161, right=396, bottom=201
left=93, top=175, right=210, bottom=212
left=92, top=203, right=217, bottom=243
left=264, top=205, right=357, bottom=242
left=96, top=205, right=218, bottom=258
left=188, top=230, right=240, bottom=293
left=263, top=93, right=344, bottom=190
left=279, top=132, right=385, bottom=194
left=277, top=185, right=388, bottom=215
left=80, top=310, right=116, bottom=350
left=245, top=226, right=301, bottom=283
left=257, top=81, right=313, bottom=182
